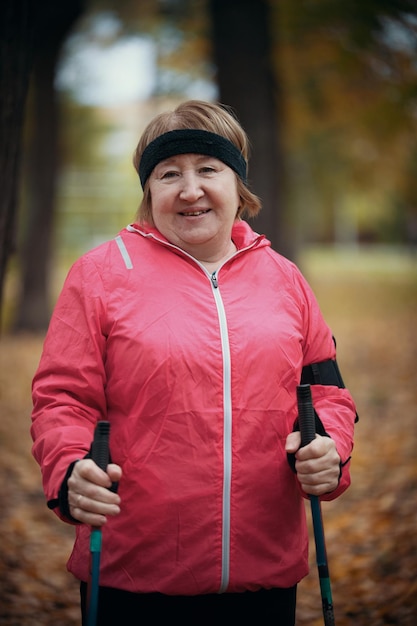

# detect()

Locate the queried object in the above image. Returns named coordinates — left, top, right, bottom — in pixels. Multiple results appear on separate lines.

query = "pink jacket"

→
left=31, top=220, right=356, bottom=594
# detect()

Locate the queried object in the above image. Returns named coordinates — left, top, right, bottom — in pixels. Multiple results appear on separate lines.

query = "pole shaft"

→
left=296, top=384, right=336, bottom=626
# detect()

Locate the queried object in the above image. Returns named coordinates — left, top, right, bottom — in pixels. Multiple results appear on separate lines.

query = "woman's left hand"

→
left=285, top=432, right=341, bottom=496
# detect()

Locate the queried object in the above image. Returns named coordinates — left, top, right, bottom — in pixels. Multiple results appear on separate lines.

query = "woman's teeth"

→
left=181, top=209, right=209, bottom=216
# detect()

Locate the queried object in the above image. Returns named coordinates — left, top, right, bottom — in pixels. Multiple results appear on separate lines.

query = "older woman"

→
left=31, top=100, right=357, bottom=626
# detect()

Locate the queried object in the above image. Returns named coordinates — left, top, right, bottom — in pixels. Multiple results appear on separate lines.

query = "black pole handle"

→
left=297, top=384, right=316, bottom=447
left=91, top=421, right=110, bottom=471
left=296, top=384, right=336, bottom=625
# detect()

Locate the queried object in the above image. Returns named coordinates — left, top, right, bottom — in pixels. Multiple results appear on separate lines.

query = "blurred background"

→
left=0, top=1, right=416, bottom=624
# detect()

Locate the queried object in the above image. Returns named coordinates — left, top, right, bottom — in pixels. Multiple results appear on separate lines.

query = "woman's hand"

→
left=285, top=432, right=341, bottom=496
left=67, top=459, right=122, bottom=526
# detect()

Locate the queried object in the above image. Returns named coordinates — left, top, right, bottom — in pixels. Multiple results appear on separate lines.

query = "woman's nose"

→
left=179, top=172, right=204, bottom=200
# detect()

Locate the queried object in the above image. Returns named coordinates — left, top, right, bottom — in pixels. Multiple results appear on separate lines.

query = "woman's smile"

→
left=179, top=208, right=211, bottom=217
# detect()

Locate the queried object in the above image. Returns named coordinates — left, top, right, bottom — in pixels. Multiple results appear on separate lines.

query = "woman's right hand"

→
left=67, top=459, right=122, bottom=526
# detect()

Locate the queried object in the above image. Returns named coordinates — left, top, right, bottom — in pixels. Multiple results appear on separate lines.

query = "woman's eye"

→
left=200, top=166, right=216, bottom=174
left=161, top=170, right=179, bottom=179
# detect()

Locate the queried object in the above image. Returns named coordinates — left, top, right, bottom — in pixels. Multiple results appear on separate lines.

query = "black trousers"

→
left=80, top=582, right=297, bottom=625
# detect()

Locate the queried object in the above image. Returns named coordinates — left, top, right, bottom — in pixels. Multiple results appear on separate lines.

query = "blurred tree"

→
left=209, top=0, right=291, bottom=257
left=13, top=1, right=85, bottom=332
left=277, top=0, right=417, bottom=244
left=0, top=1, right=37, bottom=325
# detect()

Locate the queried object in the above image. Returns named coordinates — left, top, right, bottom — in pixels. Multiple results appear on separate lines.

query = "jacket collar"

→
left=126, top=220, right=269, bottom=253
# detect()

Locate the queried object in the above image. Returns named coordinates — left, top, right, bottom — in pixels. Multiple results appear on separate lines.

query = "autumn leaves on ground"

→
left=1, top=248, right=416, bottom=625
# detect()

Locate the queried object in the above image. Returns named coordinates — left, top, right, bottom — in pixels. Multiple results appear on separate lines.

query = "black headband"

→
left=138, top=129, right=247, bottom=188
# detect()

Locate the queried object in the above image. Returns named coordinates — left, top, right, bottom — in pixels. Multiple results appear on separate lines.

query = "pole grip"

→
left=91, top=421, right=110, bottom=471
left=87, top=421, right=110, bottom=626
left=297, top=384, right=316, bottom=447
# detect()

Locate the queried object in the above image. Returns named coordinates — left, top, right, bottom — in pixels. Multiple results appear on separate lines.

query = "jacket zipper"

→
left=211, top=272, right=218, bottom=289
left=126, top=226, right=259, bottom=592
left=211, top=270, right=232, bottom=593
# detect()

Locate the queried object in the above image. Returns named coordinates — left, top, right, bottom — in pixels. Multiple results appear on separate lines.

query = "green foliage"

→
left=275, top=0, right=417, bottom=244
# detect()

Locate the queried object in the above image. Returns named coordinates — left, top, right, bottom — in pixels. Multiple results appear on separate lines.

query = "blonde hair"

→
left=132, top=100, right=261, bottom=224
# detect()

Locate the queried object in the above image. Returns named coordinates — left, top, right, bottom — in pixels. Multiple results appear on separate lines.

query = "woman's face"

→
left=148, top=153, right=240, bottom=260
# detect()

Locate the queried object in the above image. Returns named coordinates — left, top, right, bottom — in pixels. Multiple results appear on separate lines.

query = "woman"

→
left=31, top=100, right=357, bottom=625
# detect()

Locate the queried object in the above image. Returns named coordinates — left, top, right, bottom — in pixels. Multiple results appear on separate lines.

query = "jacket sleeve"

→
left=31, top=255, right=108, bottom=521
left=294, top=266, right=357, bottom=501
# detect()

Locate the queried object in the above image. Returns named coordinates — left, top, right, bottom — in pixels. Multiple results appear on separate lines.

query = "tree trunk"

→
left=13, top=1, right=85, bottom=332
left=14, top=46, right=59, bottom=331
left=0, top=0, right=37, bottom=325
left=208, top=0, right=292, bottom=258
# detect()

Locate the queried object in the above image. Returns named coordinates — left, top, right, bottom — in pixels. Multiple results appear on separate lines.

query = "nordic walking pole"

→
left=296, top=384, right=336, bottom=626
left=87, top=420, right=111, bottom=626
